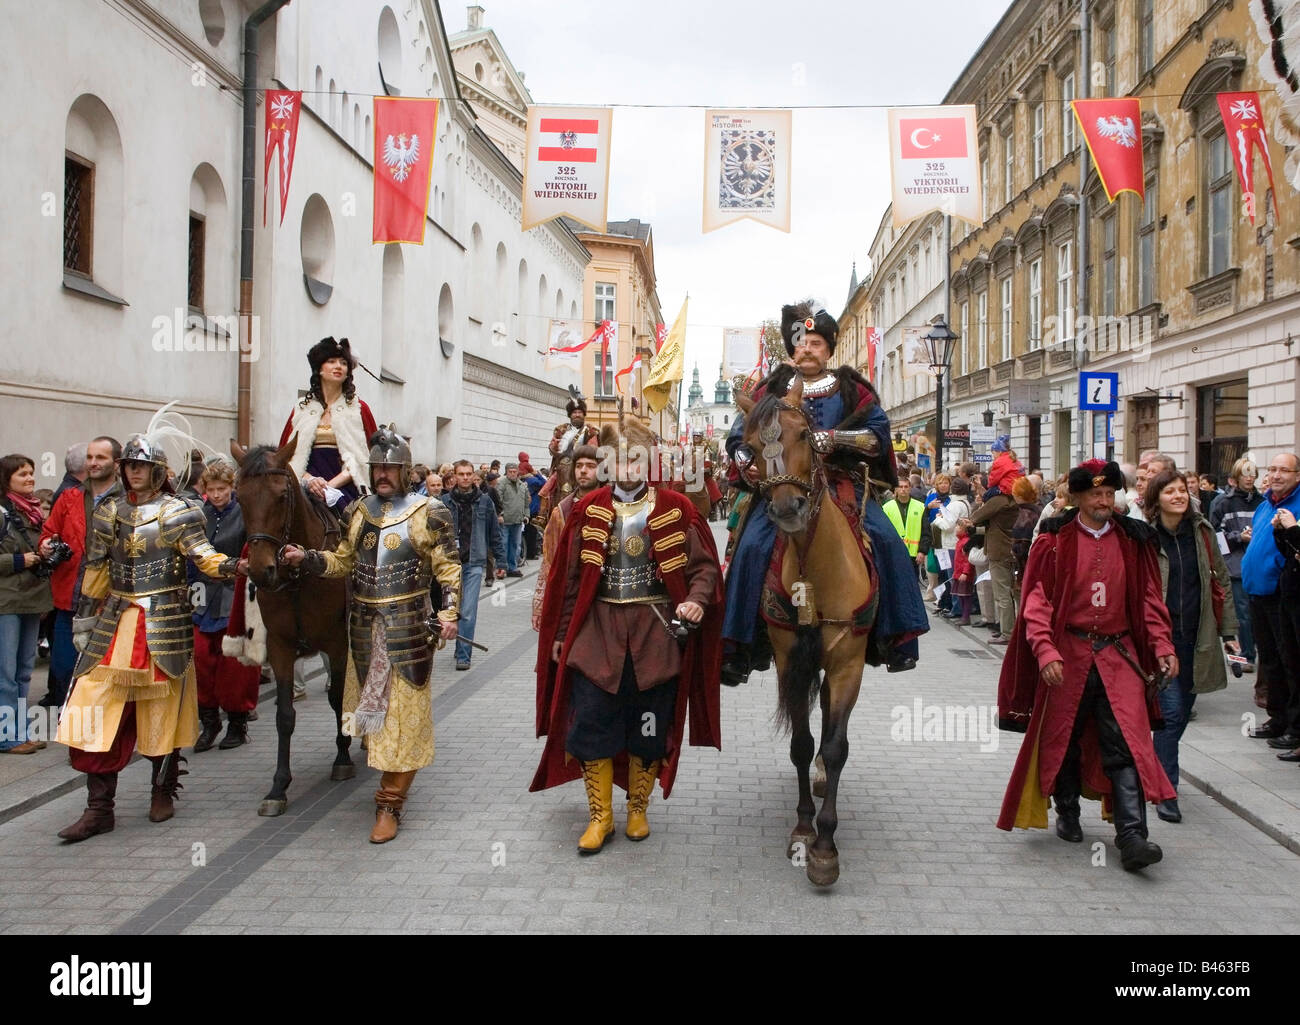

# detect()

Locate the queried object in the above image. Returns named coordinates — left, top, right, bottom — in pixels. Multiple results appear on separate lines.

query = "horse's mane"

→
left=749, top=392, right=786, bottom=434
left=238, top=445, right=281, bottom=478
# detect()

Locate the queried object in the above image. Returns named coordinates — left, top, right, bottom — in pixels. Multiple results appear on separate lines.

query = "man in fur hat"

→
left=534, top=394, right=601, bottom=533
left=996, top=459, right=1176, bottom=871
left=721, top=301, right=928, bottom=684
left=531, top=442, right=601, bottom=631
left=533, top=415, right=723, bottom=853
left=281, top=426, right=463, bottom=843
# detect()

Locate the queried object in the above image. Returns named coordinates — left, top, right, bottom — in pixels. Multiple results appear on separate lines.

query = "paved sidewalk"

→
left=1, top=532, right=1298, bottom=934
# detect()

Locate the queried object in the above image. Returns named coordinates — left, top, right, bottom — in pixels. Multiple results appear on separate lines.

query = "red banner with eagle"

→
left=1217, top=92, right=1280, bottom=224
left=373, top=97, right=439, bottom=244
left=264, top=90, right=301, bottom=226
left=1071, top=98, right=1144, bottom=202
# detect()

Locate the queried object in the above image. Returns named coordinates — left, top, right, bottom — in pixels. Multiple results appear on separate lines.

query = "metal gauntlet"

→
left=821, top=429, right=880, bottom=457
left=301, top=550, right=327, bottom=577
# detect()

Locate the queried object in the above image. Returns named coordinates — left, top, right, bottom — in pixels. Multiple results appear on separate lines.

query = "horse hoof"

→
left=806, top=850, right=840, bottom=887
left=787, top=829, right=816, bottom=860
left=258, top=798, right=287, bottom=817
left=330, top=764, right=355, bottom=781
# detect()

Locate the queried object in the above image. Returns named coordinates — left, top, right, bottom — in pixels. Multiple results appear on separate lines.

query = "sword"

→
left=424, top=614, right=489, bottom=653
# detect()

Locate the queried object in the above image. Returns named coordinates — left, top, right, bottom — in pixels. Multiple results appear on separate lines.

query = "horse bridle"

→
left=240, top=466, right=301, bottom=589
left=755, top=399, right=826, bottom=505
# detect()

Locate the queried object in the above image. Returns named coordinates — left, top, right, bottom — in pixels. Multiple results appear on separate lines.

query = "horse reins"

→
left=241, top=466, right=300, bottom=580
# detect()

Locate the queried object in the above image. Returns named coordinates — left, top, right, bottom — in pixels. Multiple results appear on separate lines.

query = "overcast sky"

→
left=468, top=0, right=1012, bottom=405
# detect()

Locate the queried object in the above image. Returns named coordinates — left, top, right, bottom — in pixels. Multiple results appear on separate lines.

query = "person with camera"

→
left=532, top=413, right=723, bottom=853
left=997, top=460, right=1177, bottom=872
left=1145, top=469, right=1238, bottom=822
left=0, top=454, right=56, bottom=753
left=39, top=437, right=122, bottom=710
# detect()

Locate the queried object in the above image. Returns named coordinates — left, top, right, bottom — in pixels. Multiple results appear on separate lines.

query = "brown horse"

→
left=736, top=376, right=877, bottom=886
left=231, top=437, right=354, bottom=816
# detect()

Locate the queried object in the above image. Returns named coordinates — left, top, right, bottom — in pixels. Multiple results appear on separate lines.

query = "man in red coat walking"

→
left=533, top=413, right=723, bottom=854
left=997, top=459, right=1177, bottom=871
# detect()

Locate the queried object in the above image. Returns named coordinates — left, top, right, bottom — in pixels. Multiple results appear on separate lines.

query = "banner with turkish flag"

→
left=522, top=106, right=612, bottom=232
left=888, top=105, right=982, bottom=227
left=264, top=90, right=301, bottom=226
left=1071, top=98, right=1144, bottom=202
left=1217, top=92, right=1280, bottom=224
left=372, top=97, right=439, bottom=244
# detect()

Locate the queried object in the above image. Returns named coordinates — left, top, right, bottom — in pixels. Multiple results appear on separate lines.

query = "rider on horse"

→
left=721, top=301, right=928, bottom=685
left=281, top=426, right=463, bottom=843
left=534, top=393, right=601, bottom=532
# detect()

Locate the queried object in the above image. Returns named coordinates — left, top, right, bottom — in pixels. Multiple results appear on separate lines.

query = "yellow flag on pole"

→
left=643, top=298, right=687, bottom=413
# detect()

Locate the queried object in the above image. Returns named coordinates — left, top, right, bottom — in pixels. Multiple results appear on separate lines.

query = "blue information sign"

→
left=1079, top=371, right=1119, bottom=412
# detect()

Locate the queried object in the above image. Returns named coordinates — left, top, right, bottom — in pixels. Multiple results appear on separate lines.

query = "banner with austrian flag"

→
left=522, top=106, right=612, bottom=232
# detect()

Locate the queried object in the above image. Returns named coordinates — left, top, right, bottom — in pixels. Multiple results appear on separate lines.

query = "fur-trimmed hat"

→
left=1068, top=458, right=1123, bottom=494
left=307, top=336, right=355, bottom=373
left=565, top=396, right=588, bottom=416
left=572, top=443, right=600, bottom=463
left=597, top=416, right=656, bottom=453
left=780, top=301, right=838, bottom=356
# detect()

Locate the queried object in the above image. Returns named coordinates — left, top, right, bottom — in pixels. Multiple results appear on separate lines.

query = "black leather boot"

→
left=1053, top=756, right=1083, bottom=843
left=193, top=706, right=221, bottom=753
left=720, top=649, right=751, bottom=687
left=1110, top=765, right=1162, bottom=871
left=218, top=711, right=249, bottom=749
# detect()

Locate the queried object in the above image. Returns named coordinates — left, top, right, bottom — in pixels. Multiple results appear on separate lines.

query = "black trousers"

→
left=566, top=653, right=677, bottom=762
left=1056, top=664, right=1135, bottom=795
left=1249, top=592, right=1299, bottom=729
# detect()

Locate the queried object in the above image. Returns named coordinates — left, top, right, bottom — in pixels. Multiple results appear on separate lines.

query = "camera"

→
left=32, top=537, right=73, bottom=579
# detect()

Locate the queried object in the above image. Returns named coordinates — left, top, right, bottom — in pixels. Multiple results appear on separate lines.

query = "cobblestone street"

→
left=2, top=525, right=1299, bottom=934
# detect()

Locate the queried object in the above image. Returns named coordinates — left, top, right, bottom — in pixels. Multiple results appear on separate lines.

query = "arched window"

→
left=378, top=7, right=402, bottom=94
left=188, top=163, right=229, bottom=314
left=438, top=283, right=454, bottom=358
left=517, top=259, right=529, bottom=345
left=64, top=94, right=124, bottom=300
left=300, top=193, right=335, bottom=305
left=198, top=0, right=225, bottom=46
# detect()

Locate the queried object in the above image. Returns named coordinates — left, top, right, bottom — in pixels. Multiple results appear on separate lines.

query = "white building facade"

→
left=2, top=0, right=587, bottom=477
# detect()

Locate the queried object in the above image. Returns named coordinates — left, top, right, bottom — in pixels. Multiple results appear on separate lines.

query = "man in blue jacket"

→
left=445, top=460, right=505, bottom=670
left=1242, top=453, right=1300, bottom=743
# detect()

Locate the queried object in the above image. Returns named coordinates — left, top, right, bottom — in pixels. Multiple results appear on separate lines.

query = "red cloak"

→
left=996, top=510, right=1176, bottom=831
left=531, top=486, right=723, bottom=797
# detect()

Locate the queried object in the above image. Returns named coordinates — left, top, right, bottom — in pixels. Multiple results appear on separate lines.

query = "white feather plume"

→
left=1250, top=0, right=1300, bottom=187
left=140, top=401, right=219, bottom=488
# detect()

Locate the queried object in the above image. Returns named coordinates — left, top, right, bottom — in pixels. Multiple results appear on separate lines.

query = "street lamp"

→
left=923, top=315, right=959, bottom=475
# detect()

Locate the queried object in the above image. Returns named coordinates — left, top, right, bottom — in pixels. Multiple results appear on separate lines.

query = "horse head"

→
left=738, top=375, right=819, bottom=535
left=232, top=434, right=301, bottom=590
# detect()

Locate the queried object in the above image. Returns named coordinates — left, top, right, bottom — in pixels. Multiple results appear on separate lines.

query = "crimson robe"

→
left=997, top=509, right=1176, bottom=830
left=532, top=486, right=723, bottom=797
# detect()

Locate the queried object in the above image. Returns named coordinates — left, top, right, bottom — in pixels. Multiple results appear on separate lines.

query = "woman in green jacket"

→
left=1147, top=468, right=1239, bottom=823
left=0, top=454, right=55, bottom=753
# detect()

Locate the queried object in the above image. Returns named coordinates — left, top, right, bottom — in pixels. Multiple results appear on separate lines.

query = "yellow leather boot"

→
left=370, top=770, right=416, bottom=844
left=625, top=755, right=659, bottom=840
left=577, top=758, right=614, bottom=854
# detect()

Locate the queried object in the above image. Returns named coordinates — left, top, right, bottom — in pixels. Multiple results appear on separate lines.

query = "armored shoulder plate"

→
left=157, top=495, right=207, bottom=544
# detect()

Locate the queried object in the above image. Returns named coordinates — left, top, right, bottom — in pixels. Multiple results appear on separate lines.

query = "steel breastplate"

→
left=597, top=493, right=669, bottom=604
left=108, top=500, right=187, bottom=598
left=352, top=495, right=431, bottom=604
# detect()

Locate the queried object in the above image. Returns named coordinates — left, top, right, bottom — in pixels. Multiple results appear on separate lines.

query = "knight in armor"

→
left=281, top=427, right=463, bottom=844
left=721, top=301, right=929, bottom=685
left=56, top=414, right=242, bottom=843
left=535, top=393, right=601, bottom=530
left=532, top=413, right=723, bottom=853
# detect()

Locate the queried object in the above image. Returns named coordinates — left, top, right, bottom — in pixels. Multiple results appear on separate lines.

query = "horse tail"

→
left=776, top=624, right=823, bottom=732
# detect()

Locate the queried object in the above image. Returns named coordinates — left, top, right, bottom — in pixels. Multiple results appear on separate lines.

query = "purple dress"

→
left=308, top=425, right=359, bottom=511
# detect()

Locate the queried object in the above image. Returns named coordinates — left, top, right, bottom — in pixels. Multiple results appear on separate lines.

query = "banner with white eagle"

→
left=522, top=106, right=612, bottom=232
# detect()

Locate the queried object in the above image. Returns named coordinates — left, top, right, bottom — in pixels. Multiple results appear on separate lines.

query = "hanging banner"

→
left=546, top=319, right=611, bottom=372
left=614, top=349, right=642, bottom=394
left=702, top=109, right=792, bottom=233
left=653, top=322, right=667, bottom=353
left=264, top=90, right=301, bottom=226
left=1217, top=92, right=1280, bottom=224
left=723, top=326, right=761, bottom=378
left=644, top=298, right=687, bottom=413
left=901, top=325, right=935, bottom=379
left=373, top=97, right=439, bottom=244
left=888, top=105, right=982, bottom=228
left=522, top=106, right=612, bottom=232
left=864, top=326, right=883, bottom=384
left=1071, top=97, right=1144, bottom=202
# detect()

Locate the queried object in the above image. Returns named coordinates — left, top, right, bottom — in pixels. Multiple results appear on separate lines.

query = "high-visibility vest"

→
left=883, top=498, right=924, bottom=557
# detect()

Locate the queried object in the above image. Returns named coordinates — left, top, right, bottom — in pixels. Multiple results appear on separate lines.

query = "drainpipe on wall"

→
left=237, top=0, right=292, bottom=446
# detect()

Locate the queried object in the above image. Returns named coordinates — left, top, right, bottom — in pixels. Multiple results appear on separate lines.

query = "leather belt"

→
left=1066, top=626, right=1129, bottom=650
left=1065, top=626, right=1162, bottom=693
